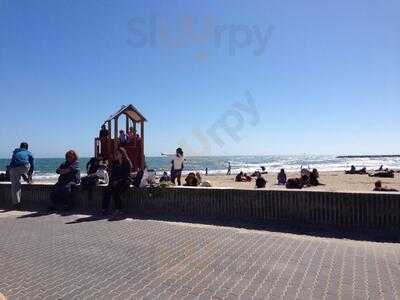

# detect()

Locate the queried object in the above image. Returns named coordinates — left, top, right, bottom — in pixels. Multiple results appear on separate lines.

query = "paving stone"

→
left=0, top=211, right=399, bottom=299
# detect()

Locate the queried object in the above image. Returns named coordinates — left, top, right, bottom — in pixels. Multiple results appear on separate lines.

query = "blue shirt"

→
left=9, top=148, right=34, bottom=170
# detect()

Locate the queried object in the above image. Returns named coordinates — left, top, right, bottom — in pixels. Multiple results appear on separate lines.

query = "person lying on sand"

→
left=373, top=181, right=398, bottom=192
left=345, top=165, right=367, bottom=175
left=369, top=169, right=395, bottom=178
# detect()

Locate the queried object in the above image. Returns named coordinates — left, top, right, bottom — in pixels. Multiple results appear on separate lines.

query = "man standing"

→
left=9, top=142, right=34, bottom=209
left=227, top=162, right=232, bottom=175
left=170, top=148, right=185, bottom=186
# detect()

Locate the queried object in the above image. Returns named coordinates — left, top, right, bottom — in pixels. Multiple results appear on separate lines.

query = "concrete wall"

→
left=1, top=183, right=400, bottom=231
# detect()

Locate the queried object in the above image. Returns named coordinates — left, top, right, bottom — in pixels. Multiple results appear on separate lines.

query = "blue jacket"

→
left=9, top=148, right=34, bottom=171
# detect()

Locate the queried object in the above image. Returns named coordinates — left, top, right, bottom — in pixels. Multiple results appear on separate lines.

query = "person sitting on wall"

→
left=49, top=150, right=80, bottom=211
left=81, top=161, right=109, bottom=189
left=277, top=169, right=287, bottom=185
left=255, top=172, right=267, bottom=188
left=373, top=180, right=398, bottom=192
left=185, top=172, right=199, bottom=186
left=102, top=148, right=132, bottom=216
left=86, top=157, right=100, bottom=175
left=139, top=165, right=156, bottom=188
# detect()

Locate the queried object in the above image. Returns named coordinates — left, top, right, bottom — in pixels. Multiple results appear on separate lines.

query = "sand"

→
left=198, top=171, right=400, bottom=192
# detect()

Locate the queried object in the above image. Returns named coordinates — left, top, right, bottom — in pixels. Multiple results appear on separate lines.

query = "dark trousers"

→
left=102, top=180, right=129, bottom=211
left=171, top=169, right=182, bottom=186
left=50, top=182, right=77, bottom=209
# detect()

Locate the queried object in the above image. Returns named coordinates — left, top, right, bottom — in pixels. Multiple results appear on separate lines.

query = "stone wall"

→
left=1, top=183, right=399, bottom=231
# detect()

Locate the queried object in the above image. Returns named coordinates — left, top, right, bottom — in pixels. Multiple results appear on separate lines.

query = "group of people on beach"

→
left=3, top=141, right=400, bottom=214
left=231, top=166, right=321, bottom=190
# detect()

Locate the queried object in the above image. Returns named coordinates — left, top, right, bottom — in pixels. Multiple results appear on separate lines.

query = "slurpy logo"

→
left=127, top=15, right=273, bottom=60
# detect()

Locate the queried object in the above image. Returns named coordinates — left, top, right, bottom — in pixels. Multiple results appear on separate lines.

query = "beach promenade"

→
left=1, top=209, right=400, bottom=299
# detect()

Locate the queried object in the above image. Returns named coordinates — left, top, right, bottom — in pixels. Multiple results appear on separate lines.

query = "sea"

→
left=1, top=155, right=400, bottom=183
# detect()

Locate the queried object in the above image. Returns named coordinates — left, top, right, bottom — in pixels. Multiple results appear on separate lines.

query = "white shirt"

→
left=95, top=169, right=109, bottom=185
left=140, top=168, right=155, bottom=188
left=172, top=155, right=184, bottom=170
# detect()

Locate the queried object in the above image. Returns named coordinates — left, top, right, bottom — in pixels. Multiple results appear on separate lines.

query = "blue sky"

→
left=0, top=0, right=399, bottom=158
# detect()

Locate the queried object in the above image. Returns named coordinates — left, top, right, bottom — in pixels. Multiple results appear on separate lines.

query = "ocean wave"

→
left=2, top=155, right=399, bottom=180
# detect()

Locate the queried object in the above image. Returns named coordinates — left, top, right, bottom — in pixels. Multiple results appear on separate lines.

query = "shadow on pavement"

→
left=2, top=205, right=399, bottom=243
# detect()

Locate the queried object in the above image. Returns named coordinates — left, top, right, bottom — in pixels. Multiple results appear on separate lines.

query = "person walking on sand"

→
left=8, top=142, right=34, bottom=209
left=171, top=148, right=185, bottom=186
left=227, top=162, right=232, bottom=175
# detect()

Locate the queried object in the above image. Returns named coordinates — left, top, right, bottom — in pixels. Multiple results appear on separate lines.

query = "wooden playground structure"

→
left=94, top=105, right=146, bottom=171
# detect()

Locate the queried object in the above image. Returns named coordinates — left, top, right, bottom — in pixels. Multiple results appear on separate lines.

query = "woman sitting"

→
left=102, top=148, right=132, bottom=215
left=277, top=169, right=287, bottom=185
left=49, top=150, right=80, bottom=211
left=255, top=172, right=267, bottom=188
left=185, top=172, right=199, bottom=186
left=309, top=168, right=320, bottom=186
left=81, top=161, right=109, bottom=189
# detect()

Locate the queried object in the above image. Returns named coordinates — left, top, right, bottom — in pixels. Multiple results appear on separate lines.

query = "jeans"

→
left=50, top=182, right=78, bottom=209
left=10, top=164, right=30, bottom=205
left=102, top=180, right=129, bottom=211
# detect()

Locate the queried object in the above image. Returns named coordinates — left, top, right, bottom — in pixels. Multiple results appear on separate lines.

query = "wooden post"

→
left=126, top=115, right=129, bottom=133
left=141, top=121, right=144, bottom=169
left=107, top=121, right=111, bottom=139
left=114, top=117, right=119, bottom=151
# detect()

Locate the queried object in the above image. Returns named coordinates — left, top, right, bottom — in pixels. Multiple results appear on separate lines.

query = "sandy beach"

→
left=199, top=171, right=400, bottom=192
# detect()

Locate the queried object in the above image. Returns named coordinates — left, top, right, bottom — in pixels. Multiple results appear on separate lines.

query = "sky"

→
left=0, top=0, right=399, bottom=158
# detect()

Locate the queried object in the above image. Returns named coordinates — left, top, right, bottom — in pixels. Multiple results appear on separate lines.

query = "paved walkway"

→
left=0, top=210, right=400, bottom=300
